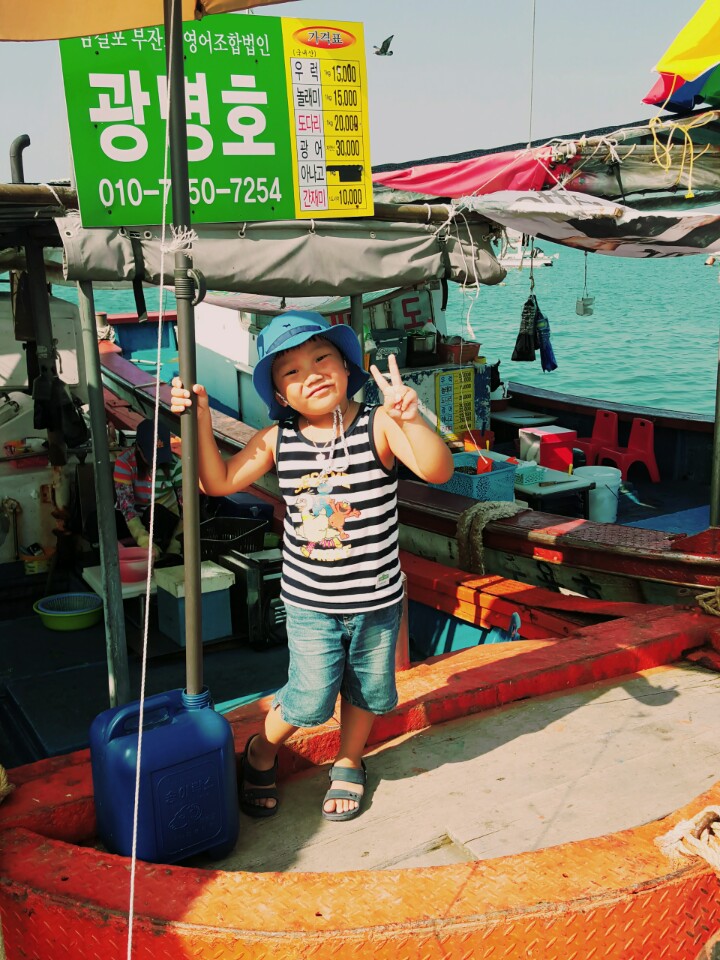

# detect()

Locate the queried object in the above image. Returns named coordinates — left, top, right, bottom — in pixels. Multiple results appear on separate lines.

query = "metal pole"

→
left=23, top=243, right=67, bottom=466
left=77, top=281, right=131, bottom=706
left=710, top=328, right=720, bottom=526
left=164, top=0, right=203, bottom=694
left=350, top=293, right=365, bottom=399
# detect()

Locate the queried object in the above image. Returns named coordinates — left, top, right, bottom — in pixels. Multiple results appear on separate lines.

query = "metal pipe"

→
left=9, top=134, right=30, bottom=184
left=165, top=0, right=203, bottom=695
left=77, top=281, right=131, bottom=706
left=23, top=243, right=67, bottom=466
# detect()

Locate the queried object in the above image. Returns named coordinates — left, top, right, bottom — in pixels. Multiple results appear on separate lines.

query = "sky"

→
left=0, top=0, right=706, bottom=184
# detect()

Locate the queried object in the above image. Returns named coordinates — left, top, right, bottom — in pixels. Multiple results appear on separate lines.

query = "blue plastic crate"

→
left=432, top=452, right=516, bottom=501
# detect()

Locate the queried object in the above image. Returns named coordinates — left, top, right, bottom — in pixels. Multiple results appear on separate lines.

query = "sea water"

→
left=54, top=244, right=720, bottom=416
left=444, top=244, right=720, bottom=417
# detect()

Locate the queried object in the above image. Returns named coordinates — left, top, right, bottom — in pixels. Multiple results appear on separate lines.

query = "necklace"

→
left=311, top=435, right=333, bottom=464
left=303, top=405, right=349, bottom=467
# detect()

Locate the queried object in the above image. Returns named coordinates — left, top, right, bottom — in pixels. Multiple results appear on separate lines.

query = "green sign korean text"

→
left=59, top=15, right=373, bottom=227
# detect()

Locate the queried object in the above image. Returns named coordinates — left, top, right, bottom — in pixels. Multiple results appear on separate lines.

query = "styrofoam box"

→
left=155, top=561, right=236, bottom=647
left=154, top=560, right=235, bottom=598
left=518, top=426, right=576, bottom=464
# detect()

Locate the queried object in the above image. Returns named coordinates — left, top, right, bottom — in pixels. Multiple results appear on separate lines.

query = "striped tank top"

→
left=276, top=403, right=403, bottom=614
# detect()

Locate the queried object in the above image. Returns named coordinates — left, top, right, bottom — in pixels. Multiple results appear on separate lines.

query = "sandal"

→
left=239, top=735, right=279, bottom=819
left=321, top=761, right=367, bottom=822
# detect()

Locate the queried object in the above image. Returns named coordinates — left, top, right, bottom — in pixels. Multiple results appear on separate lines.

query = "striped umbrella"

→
left=644, top=0, right=720, bottom=111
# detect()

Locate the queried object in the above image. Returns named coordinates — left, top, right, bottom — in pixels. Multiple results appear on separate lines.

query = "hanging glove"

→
left=127, top=516, right=150, bottom=549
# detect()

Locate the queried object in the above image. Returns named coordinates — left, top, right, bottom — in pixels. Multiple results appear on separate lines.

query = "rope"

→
left=125, top=7, right=175, bottom=957
left=648, top=113, right=714, bottom=200
left=39, top=182, right=66, bottom=208
left=656, top=805, right=720, bottom=873
left=456, top=499, right=525, bottom=573
left=696, top=585, right=720, bottom=617
left=527, top=0, right=537, bottom=149
left=0, top=764, right=15, bottom=802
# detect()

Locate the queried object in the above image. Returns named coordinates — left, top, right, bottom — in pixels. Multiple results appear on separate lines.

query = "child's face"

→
left=272, top=336, right=349, bottom=416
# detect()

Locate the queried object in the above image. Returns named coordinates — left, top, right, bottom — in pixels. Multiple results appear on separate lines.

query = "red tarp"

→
left=373, top=147, right=575, bottom=197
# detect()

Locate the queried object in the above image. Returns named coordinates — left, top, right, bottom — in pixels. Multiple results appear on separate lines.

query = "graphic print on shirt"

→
left=292, top=471, right=360, bottom=560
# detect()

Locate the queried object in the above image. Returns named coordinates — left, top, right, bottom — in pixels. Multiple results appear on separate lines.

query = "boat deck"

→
left=202, top=662, right=720, bottom=874
left=0, top=606, right=289, bottom=769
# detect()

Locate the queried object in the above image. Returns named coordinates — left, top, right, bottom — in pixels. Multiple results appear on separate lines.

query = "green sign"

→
left=59, top=15, right=373, bottom=227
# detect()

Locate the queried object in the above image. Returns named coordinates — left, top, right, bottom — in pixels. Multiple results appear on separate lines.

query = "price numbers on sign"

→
left=285, top=18, right=372, bottom=218
left=435, top=369, right=475, bottom=441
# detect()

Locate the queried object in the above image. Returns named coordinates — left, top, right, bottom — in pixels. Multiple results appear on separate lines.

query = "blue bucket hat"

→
left=253, top=311, right=369, bottom=420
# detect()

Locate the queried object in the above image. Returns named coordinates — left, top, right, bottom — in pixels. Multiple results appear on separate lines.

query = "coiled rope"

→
left=0, top=764, right=15, bottom=803
left=696, top=585, right=720, bottom=617
left=656, top=805, right=720, bottom=873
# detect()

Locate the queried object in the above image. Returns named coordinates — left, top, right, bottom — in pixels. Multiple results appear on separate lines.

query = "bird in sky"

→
left=374, top=35, right=394, bottom=56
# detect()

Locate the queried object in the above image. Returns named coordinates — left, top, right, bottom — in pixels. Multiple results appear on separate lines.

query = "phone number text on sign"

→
left=97, top=175, right=283, bottom=210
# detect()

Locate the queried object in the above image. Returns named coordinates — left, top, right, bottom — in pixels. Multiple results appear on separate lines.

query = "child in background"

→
left=170, top=311, right=452, bottom=821
left=113, top=418, right=183, bottom=558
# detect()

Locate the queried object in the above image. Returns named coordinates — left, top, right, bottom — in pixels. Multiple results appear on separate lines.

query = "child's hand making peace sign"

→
left=370, top=353, right=419, bottom=422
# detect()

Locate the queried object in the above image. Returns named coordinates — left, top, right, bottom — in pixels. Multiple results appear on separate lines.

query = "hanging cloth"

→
left=532, top=295, right=558, bottom=372
left=511, top=295, right=537, bottom=361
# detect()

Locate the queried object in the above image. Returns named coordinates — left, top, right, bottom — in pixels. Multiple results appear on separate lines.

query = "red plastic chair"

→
left=573, top=409, right=618, bottom=466
left=597, top=417, right=660, bottom=482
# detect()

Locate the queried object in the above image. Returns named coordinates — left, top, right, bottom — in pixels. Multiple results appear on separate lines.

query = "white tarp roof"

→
left=461, top=191, right=720, bottom=258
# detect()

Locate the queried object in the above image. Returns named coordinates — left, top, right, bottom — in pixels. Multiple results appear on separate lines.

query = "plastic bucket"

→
left=574, top=466, right=622, bottom=523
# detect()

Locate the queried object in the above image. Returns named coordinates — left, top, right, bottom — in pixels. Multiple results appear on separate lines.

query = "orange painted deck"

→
left=2, top=603, right=720, bottom=958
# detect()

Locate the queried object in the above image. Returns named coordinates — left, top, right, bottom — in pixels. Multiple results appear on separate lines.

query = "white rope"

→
left=655, top=805, right=720, bottom=873
left=38, top=182, right=66, bottom=209
left=162, top=224, right=199, bottom=255
left=125, top=5, right=175, bottom=955
left=527, top=0, right=537, bottom=149
left=314, top=405, right=351, bottom=484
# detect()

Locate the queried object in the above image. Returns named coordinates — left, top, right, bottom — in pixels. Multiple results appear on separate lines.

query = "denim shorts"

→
left=272, top=600, right=403, bottom=728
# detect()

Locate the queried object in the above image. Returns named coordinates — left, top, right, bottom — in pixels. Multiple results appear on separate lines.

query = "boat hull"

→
left=1, top=605, right=718, bottom=960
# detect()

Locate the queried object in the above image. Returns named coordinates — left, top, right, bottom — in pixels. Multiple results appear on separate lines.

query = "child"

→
left=113, top=418, right=183, bottom=557
left=170, top=311, right=453, bottom=821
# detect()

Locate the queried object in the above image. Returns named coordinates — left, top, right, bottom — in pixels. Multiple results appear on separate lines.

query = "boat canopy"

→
left=54, top=206, right=504, bottom=295
left=373, top=111, right=720, bottom=211
left=460, top=190, right=720, bottom=258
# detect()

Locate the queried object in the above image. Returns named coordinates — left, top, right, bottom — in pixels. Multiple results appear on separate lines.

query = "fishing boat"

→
left=89, top=275, right=720, bottom=608
left=495, top=228, right=558, bottom=269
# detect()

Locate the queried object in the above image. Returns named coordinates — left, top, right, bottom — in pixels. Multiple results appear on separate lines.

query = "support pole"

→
left=350, top=293, right=365, bottom=399
left=23, top=243, right=67, bottom=466
left=165, top=0, right=203, bottom=694
left=77, top=281, right=131, bottom=707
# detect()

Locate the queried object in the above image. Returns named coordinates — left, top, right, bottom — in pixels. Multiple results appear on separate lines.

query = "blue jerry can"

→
left=90, top=688, right=239, bottom=863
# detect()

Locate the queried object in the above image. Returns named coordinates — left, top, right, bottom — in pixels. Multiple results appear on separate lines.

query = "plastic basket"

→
left=514, top=461, right=546, bottom=485
left=431, top=453, right=516, bottom=501
left=33, top=592, right=103, bottom=631
left=197, top=516, right=268, bottom=561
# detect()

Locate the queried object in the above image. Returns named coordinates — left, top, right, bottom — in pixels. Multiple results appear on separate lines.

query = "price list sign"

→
left=283, top=21, right=372, bottom=215
left=60, top=15, right=373, bottom=227
left=435, top=369, right=475, bottom=440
